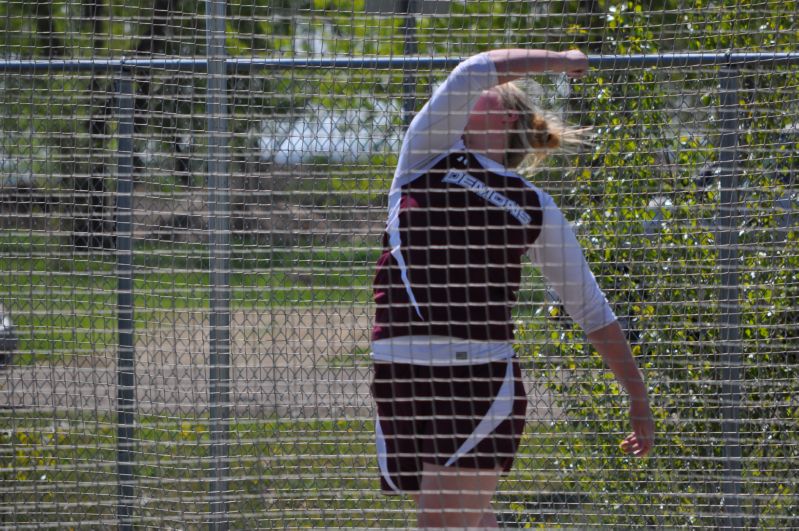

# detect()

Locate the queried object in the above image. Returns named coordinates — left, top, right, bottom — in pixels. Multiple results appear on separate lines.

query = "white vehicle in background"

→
left=0, top=303, right=17, bottom=367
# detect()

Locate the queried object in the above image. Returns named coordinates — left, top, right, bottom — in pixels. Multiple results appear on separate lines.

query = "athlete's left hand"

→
left=561, top=49, right=589, bottom=79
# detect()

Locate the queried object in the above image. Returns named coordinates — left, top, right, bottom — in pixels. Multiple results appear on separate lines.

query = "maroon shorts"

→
left=371, top=359, right=527, bottom=494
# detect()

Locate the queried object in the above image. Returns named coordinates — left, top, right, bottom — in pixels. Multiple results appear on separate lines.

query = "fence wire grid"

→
left=1, top=1, right=798, bottom=529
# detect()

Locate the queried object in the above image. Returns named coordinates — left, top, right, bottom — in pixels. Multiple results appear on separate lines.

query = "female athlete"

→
left=370, top=49, right=655, bottom=528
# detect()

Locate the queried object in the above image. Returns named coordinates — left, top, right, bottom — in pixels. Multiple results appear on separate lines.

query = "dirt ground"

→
left=135, top=305, right=373, bottom=368
left=1, top=306, right=373, bottom=416
left=0, top=305, right=557, bottom=419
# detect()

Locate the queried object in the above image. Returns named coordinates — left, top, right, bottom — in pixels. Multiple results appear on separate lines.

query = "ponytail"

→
left=492, top=82, right=590, bottom=172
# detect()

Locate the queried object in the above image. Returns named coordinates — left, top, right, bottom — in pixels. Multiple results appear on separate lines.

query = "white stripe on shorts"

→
left=444, top=360, right=515, bottom=467
left=375, top=416, right=402, bottom=493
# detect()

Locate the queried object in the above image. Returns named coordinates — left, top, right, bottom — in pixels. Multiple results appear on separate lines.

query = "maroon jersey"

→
left=372, top=151, right=544, bottom=342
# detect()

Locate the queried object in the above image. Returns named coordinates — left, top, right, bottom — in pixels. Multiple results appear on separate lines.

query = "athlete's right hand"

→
left=561, top=50, right=589, bottom=79
left=620, top=398, right=655, bottom=457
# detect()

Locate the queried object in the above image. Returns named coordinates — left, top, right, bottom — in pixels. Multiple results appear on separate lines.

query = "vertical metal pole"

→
left=716, top=65, right=743, bottom=530
left=206, top=1, right=230, bottom=530
left=115, top=70, right=136, bottom=531
left=400, top=0, right=418, bottom=128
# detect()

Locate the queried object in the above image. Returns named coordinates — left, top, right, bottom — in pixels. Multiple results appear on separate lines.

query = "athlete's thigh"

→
left=416, top=462, right=502, bottom=527
left=418, top=462, right=502, bottom=507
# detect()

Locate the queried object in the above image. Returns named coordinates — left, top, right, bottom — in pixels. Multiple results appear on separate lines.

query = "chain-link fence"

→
left=1, top=1, right=798, bottom=528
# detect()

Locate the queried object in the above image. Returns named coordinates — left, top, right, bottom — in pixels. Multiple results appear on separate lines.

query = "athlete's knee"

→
left=415, top=463, right=500, bottom=528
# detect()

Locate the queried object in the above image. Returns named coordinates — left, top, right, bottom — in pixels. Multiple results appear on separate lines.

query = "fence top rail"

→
left=0, top=52, right=798, bottom=73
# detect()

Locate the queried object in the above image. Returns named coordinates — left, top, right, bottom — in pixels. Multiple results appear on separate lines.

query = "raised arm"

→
left=398, top=53, right=497, bottom=173
left=397, top=49, right=588, bottom=176
left=485, top=48, right=588, bottom=84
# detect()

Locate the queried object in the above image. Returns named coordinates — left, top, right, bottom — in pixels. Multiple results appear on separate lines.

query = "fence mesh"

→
left=1, top=1, right=798, bottom=528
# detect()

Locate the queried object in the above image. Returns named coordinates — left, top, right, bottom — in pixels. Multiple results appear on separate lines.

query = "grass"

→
left=324, top=345, right=372, bottom=369
left=0, top=411, right=581, bottom=529
left=1, top=233, right=378, bottom=365
left=0, top=413, right=397, bottom=528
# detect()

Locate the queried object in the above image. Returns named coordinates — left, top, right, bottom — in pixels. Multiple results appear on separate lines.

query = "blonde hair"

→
left=492, top=82, right=590, bottom=172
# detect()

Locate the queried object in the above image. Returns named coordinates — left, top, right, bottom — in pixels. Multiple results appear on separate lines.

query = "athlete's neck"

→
left=462, top=134, right=507, bottom=166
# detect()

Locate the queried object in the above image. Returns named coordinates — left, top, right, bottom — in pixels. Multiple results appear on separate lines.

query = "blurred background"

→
left=0, top=1, right=797, bottom=528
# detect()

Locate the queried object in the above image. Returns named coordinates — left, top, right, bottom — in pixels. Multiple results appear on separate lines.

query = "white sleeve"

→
left=397, top=53, right=498, bottom=174
left=527, top=193, right=617, bottom=334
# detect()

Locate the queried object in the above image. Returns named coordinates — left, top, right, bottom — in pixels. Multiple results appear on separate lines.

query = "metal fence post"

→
left=716, top=64, right=743, bottom=530
left=206, top=1, right=231, bottom=529
left=115, top=68, right=136, bottom=531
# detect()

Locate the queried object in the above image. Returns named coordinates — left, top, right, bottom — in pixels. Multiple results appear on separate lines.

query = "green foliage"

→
left=514, top=32, right=799, bottom=529
left=0, top=425, right=67, bottom=483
